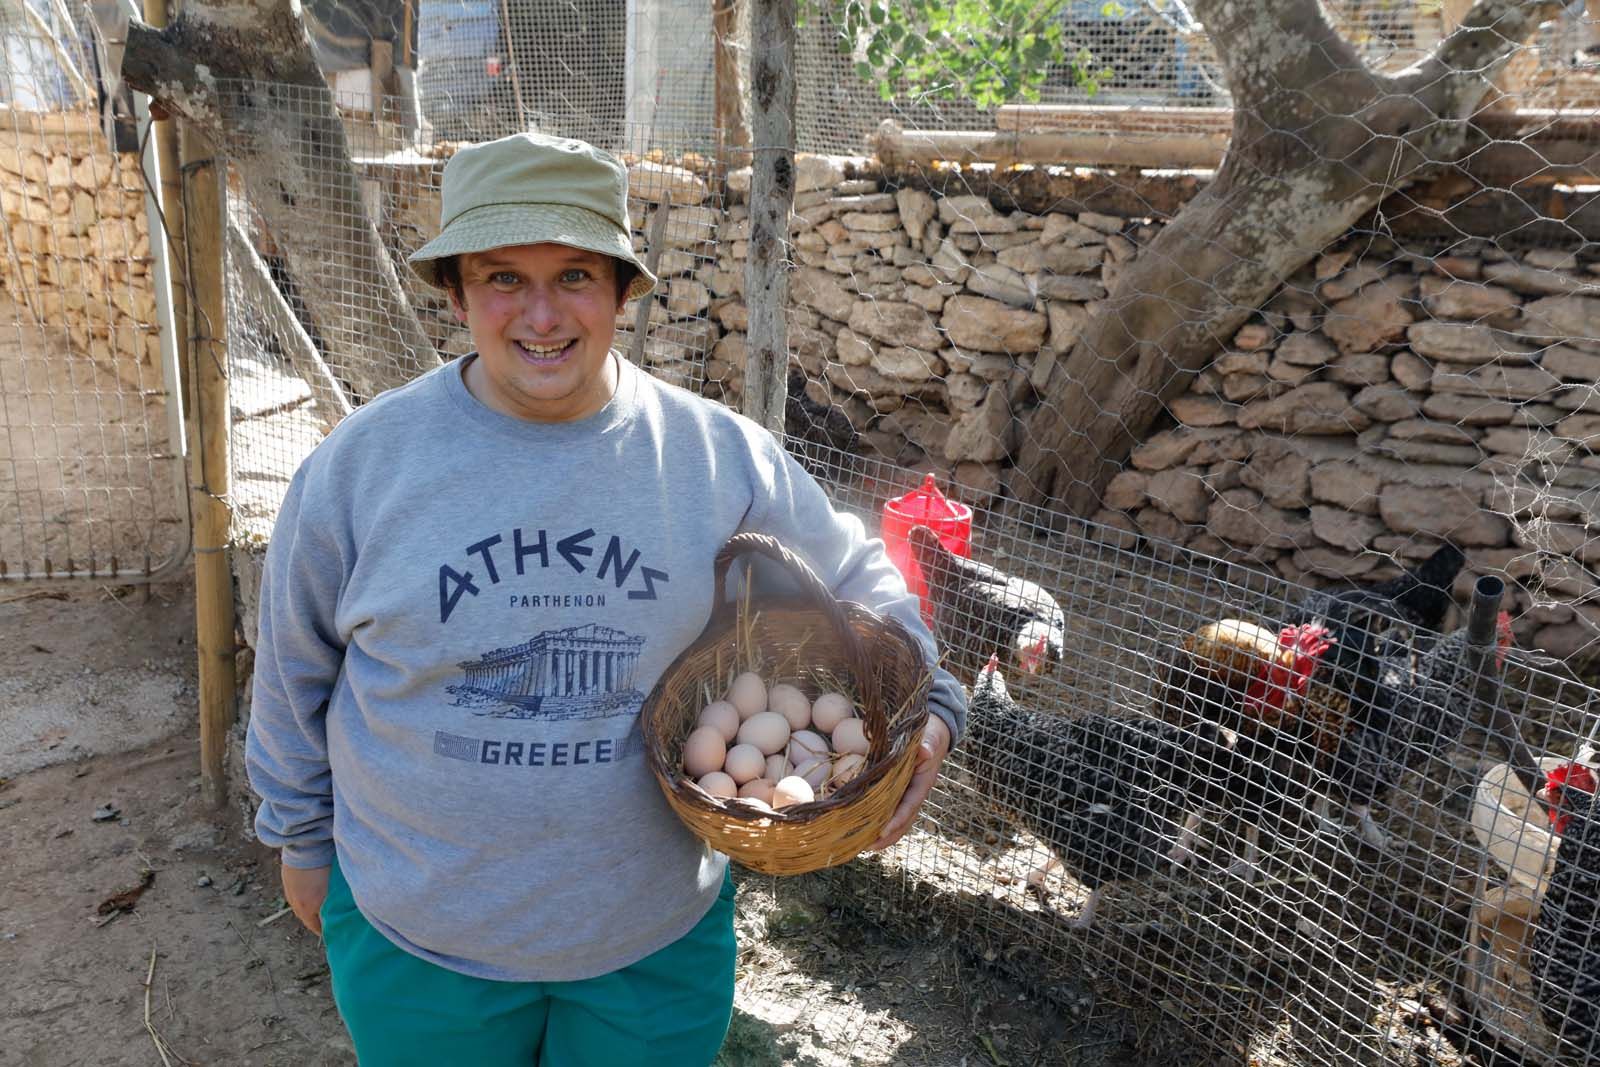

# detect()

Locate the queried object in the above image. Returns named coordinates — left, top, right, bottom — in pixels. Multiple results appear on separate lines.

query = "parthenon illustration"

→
left=450, top=624, right=647, bottom=719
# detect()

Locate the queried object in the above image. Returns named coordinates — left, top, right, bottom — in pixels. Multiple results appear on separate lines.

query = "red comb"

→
left=1243, top=624, right=1333, bottom=715
left=1546, top=761, right=1596, bottom=834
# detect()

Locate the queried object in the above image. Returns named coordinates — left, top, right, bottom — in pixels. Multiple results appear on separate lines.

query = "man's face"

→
left=452, top=244, right=628, bottom=423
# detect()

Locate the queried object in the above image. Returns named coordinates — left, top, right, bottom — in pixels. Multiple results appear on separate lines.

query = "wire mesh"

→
left=205, top=1, right=1600, bottom=1063
left=0, top=2, right=186, bottom=580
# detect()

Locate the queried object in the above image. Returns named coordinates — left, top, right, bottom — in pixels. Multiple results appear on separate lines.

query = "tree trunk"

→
left=1013, top=0, right=1558, bottom=517
left=121, top=0, right=439, bottom=405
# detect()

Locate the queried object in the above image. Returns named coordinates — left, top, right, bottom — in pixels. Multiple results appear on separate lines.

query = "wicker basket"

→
left=641, top=533, right=932, bottom=875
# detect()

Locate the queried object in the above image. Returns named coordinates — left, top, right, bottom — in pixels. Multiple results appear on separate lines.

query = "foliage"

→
left=813, top=0, right=1118, bottom=109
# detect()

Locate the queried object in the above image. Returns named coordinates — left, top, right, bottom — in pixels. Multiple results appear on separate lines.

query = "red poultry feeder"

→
left=881, top=474, right=972, bottom=626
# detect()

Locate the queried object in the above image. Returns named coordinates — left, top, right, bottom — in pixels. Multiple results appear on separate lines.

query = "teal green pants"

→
left=320, top=861, right=736, bottom=1066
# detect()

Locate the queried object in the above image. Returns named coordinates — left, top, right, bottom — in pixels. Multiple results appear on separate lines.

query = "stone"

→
left=716, top=302, right=749, bottom=332
left=938, top=195, right=1018, bottom=234
left=1045, top=301, right=1089, bottom=356
left=1233, top=323, right=1276, bottom=351
left=1294, top=547, right=1384, bottom=579
left=941, top=295, right=1046, bottom=353
left=1217, top=351, right=1269, bottom=376
left=1531, top=623, right=1600, bottom=662
left=1169, top=395, right=1237, bottom=428
left=895, top=188, right=936, bottom=241
left=791, top=268, right=855, bottom=322
left=1265, top=357, right=1317, bottom=385
left=944, top=387, right=1014, bottom=462
left=876, top=346, right=944, bottom=382
left=1514, top=521, right=1600, bottom=565
left=1372, top=438, right=1485, bottom=467
left=1519, top=294, right=1600, bottom=349
left=830, top=192, right=897, bottom=213
left=1378, top=485, right=1510, bottom=546
left=1033, top=275, right=1107, bottom=301
left=944, top=372, right=987, bottom=411
left=1276, top=332, right=1337, bottom=367
left=626, top=161, right=710, bottom=205
left=1241, top=443, right=1312, bottom=508
left=964, top=262, right=1035, bottom=308
left=1322, top=277, right=1414, bottom=353
left=665, top=278, right=710, bottom=316
left=878, top=407, right=952, bottom=457
left=1090, top=510, right=1142, bottom=550
left=840, top=211, right=901, bottom=233
left=998, top=241, right=1103, bottom=276
left=1209, top=488, right=1313, bottom=549
left=1419, top=276, right=1521, bottom=327
left=833, top=327, right=874, bottom=367
left=1136, top=507, right=1187, bottom=544
left=1237, top=382, right=1371, bottom=435
left=1077, top=211, right=1122, bottom=234
left=651, top=204, right=718, bottom=250
left=1146, top=468, right=1212, bottom=523
left=1310, top=463, right=1381, bottom=514
left=1481, top=427, right=1572, bottom=462
left=847, top=300, right=942, bottom=350
left=1557, top=413, right=1600, bottom=447
left=1326, top=352, right=1391, bottom=387
left=1431, top=362, right=1563, bottom=401
left=1319, top=261, right=1389, bottom=302
left=1103, top=470, right=1149, bottom=511
left=1556, top=385, right=1600, bottom=413
left=929, top=239, right=973, bottom=285
left=1391, top=350, right=1432, bottom=391
left=1224, top=374, right=1279, bottom=402
left=1483, top=260, right=1599, bottom=297
left=1406, top=322, right=1536, bottom=364
left=1544, top=345, right=1600, bottom=382
left=1041, top=213, right=1103, bottom=245
left=1310, top=506, right=1384, bottom=552
left=1388, top=418, right=1478, bottom=446
left=794, top=154, right=846, bottom=193
left=1420, top=393, right=1518, bottom=425
left=1131, top=428, right=1211, bottom=471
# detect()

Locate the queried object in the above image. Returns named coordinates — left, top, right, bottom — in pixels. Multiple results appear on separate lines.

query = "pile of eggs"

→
left=683, top=671, right=871, bottom=812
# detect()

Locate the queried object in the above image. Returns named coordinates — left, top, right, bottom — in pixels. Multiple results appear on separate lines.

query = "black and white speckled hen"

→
left=784, top=368, right=859, bottom=480
left=908, top=524, right=1066, bottom=685
left=1532, top=763, right=1600, bottom=1060
left=966, top=654, right=1242, bottom=927
left=1323, top=610, right=1513, bottom=849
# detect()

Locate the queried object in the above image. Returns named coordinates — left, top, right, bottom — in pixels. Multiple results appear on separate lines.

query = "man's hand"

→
left=282, top=862, right=331, bottom=936
left=868, top=714, right=952, bottom=852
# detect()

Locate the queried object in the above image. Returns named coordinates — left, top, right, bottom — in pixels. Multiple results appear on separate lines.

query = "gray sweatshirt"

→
left=245, top=353, right=967, bottom=982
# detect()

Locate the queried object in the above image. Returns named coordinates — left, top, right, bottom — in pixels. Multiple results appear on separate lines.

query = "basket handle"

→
left=711, top=532, right=873, bottom=686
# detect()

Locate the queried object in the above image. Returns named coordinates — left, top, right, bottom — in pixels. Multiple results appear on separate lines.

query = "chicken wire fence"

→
left=0, top=1, right=187, bottom=581
left=47, top=0, right=1600, bottom=1064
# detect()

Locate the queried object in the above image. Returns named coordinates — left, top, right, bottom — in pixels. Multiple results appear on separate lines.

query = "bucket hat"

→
left=408, top=131, right=656, bottom=302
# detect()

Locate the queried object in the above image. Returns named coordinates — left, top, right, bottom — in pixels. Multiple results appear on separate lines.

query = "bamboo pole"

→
left=180, top=122, right=237, bottom=810
left=741, top=0, right=794, bottom=439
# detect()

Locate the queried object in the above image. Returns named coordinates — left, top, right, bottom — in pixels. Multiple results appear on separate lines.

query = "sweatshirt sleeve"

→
left=743, top=441, right=967, bottom=746
left=244, top=464, right=349, bottom=869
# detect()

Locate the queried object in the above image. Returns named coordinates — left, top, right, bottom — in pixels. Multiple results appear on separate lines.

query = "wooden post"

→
left=713, top=0, right=750, bottom=172
left=741, top=0, right=794, bottom=439
left=180, top=122, right=238, bottom=809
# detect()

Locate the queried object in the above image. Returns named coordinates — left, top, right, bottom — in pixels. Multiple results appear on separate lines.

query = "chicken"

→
left=908, top=524, right=1066, bottom=684
left=1324, top=611, right=1514, bottom=849
left=1157, top=545, right=1473, bottom=865
left=785, top=368, right=859, bottom=480
left=966, top=654, right=1242, bottom=927
left=1532, top=762, right=1600, bottom=1059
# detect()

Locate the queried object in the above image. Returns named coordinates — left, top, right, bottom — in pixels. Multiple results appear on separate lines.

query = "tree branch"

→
left=1191, top=0, right=1363, bottom=112
left=1391, top=0, right=1562, bottom=116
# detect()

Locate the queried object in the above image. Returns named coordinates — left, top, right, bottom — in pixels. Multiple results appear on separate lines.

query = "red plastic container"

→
left=881, top=474, right=973, bottom=626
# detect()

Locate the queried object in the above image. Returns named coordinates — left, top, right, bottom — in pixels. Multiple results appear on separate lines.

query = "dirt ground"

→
left=1, top=579, right=1190, bottom=1067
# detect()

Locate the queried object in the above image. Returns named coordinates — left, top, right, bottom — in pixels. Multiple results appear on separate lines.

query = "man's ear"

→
left=448, top=287, right=468, bottom=323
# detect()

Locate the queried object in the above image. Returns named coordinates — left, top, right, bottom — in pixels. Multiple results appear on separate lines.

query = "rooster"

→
left=1158, top=545, right=1476, bottom=863
left=966, top=654, right=1243, bottom=928
left=1532, top=761, right=1600, bottom=1060
left=908, top=525, right=1066, bottom=684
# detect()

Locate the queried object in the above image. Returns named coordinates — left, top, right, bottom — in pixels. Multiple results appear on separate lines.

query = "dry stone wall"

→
left=707, top=158, right=1600, bottom=662
left=0, top=111, right=161, bottom=392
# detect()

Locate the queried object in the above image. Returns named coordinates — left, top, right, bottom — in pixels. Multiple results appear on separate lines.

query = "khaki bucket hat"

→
left=408, top=131, right=657, bottom=302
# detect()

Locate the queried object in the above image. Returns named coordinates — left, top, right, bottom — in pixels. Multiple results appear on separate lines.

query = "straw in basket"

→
left=641, top=533, right=932, bottom=875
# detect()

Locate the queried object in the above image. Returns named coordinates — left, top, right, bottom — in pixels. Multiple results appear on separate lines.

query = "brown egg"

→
left=767, top=684, right=812, bottom=731
left=696, top=700, right=741, bottom=743
left=832, top=717, right=869, bottom=756
left=723, top=743, right=766, bottom=785
left=728, top=672, right=767, bottom=719
left=772, top=775, right=816, bottom=809
left=683, top=726, right=727, bottom=777
left=698, top=771, right=737, bottom=799
left=812, top=692, right=854, bottom=734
